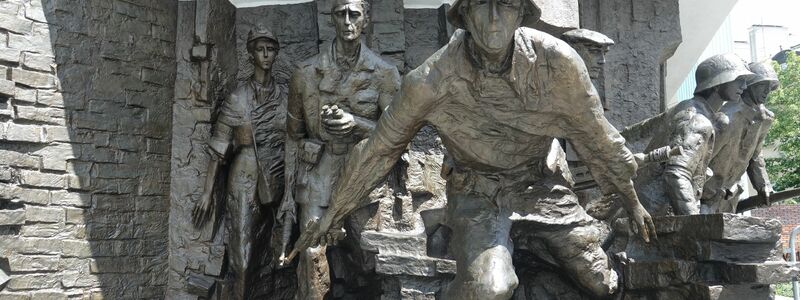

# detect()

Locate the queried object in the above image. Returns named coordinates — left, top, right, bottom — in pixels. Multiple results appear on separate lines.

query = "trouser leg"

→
left=443, top=191, right=518, bottom=300
left=538, top=223, right=618, bottom=297
left=296, top=204, right=330, bottom=300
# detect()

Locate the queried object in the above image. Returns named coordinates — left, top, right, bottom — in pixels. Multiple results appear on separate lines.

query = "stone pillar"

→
left=168, top=0, right=236, bottom=298
left=579, top=0, right=682, bottom=129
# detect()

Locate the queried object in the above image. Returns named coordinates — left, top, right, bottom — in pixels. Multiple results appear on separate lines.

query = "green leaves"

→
left=765, top=52, right=800, bottom=204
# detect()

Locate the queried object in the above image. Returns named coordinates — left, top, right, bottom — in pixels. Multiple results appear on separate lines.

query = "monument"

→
left=287, top=0, right=655, bottom=298
left=280, top=0, right=401, bottom=298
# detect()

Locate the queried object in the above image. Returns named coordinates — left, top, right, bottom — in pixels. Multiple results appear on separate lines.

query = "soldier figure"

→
left=279, top=0, right=401, bottom=298
left=192, top=27, right=287, bottom=299
left=288, top=0, right=656, bottom=299
left=702, top=61, right=778, bottom=213
left=562, top=29, right=614, bottom=108
left=626, top=53, right=755, bottom=216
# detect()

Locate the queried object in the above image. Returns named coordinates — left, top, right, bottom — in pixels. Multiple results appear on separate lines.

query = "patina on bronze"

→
left=278, top=0, right=401, bottom=298
left=625, top=53, right=756, bottom=216
left=287, top=0, right=656, bottom=298
left=191, top=26, right=287, bottom=299
left=562, top=28, right=614, bottom=109
left=702, top=61, right=778, bottom=213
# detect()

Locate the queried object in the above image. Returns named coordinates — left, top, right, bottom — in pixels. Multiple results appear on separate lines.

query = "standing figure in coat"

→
left=278, top=0, right=401, bottom=298
left=192, top=27, right=288, bottom=299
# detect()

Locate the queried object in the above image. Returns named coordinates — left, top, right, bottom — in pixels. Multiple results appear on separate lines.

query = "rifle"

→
left=573, top=146, right=683, bottom=191
left=736, top=187, right=800, bottom=213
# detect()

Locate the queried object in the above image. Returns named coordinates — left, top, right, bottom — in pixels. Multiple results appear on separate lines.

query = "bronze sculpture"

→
left=191, top=27, right=287, bottom=298
left=701, top=61, right=778, bottom=213
left=625, top=53, right=756, bottom=216
left=278, top=0, right=401, bottom=298
left=286, top=0, right=656, bottom=298
left=562, top=29, right=614, bottom=109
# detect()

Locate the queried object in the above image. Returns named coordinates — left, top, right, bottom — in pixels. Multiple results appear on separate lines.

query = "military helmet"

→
left=747, top=61, right=780, bottom=91
left=694, top=53, right=756, bottom=94
left=447, top=0, right=541, bottom=30
left=247, top=25, right=279, bottom=48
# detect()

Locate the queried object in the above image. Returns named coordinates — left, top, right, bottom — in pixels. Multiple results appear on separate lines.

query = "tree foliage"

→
left=765, top=52, right=800, bottom=204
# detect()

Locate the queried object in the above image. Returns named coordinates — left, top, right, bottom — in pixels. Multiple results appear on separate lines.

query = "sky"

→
left=730, top=0, right=800, bottom=45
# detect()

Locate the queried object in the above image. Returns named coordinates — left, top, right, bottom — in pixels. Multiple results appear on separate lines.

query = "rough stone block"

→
left=0, top=184, right=49, bottom=204
left=701, top=261, right=800, bottom=285
left=360, top=230, right=427, bottom=256
left=0, top=210, right=26, bottom=225
left=620, top=214, right=782, bottom=243
left=10, top=68, right=55, bottom=88
left=21, top=52, right=53, bottom=72
left=0, top=13, right=33, bottom=34
left=0, top=48, right=21, bottom=64
left=51, top=191, right=92, bottom=208
left=29, top=291, right=67, bottom=300
left=624, top=260, right=698, bottom=289
left=0, top=79, right=14, bottom=96
left=18, top=170, right=64, bottom=189
left=4, top=123, right=43, bottom=142
left=0, top=149, right=41, bottom=169
left=25, top=206, right=64, bottom=223
left=6, top=274, right=60, bottom=290
left=24, top=0, right=47, bottom=23
left=37, top=90, right=64, bottom=107
left=375, top=254, right=456, bottom=277
left=14, top=87, right=36, bottom=103
left=8, top=255, right=60, bottom=272
left=43, top=126, right=69, bottom=142
left=141, top=67, right=168, bottom=86
left=0, top=292, right=29, bottom=300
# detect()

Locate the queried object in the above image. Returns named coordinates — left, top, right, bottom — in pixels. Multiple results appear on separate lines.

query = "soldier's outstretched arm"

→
left=747, top=144, right=772, bottom=205
left=288, top=68, right=435, bottom=260
left=554, top=44, right=656, bottom=242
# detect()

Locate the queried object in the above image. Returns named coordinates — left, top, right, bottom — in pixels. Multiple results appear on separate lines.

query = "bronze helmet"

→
left=447, top=0, right=542, bottom=30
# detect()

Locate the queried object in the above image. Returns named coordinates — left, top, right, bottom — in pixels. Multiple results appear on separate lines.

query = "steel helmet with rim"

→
left=447, top=0, right=542, bottom=29
left=747, top=61, right=780, bottom=91
left=694, top=53, right=756, bottom=95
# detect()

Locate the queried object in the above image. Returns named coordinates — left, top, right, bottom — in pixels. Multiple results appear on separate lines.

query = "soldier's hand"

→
left=192, top=191, right=214, bottom=228
left=324, top=227, right=346, bottom=246
left=627, top=203, right=657, bottom=243
left=321, top=106, right=356, bottom=136
left=285, top=213, right=336, bottom=263
left=758, top=188, right=773, bottom=206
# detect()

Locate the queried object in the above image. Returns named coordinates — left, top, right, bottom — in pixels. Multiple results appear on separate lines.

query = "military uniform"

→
left=284, top=40, right=400, bottom=299
left=207, top=75, right=287, bottom=297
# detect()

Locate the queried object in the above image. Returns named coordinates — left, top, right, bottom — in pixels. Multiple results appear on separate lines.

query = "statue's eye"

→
left=498, top=0, right=514, bottom=6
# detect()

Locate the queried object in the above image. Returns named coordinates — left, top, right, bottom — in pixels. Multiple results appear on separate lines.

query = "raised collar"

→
left=317, top=39, right=376, bottom=73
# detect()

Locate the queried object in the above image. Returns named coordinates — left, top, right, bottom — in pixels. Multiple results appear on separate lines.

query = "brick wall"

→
left=751, top=204, right=800, bottom=248
left=0, top=0, right=176, bottom=298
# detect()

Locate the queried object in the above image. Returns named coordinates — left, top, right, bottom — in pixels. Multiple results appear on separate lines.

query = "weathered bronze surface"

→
left=288, top=0, right=656, bottom=298
left=702, top=61, right=778, bottom=213
left=279, top=0, right=401, bottom=298
left=624, top=53, right=755, bottom=216
left=191, top=26, right=288, bottom=299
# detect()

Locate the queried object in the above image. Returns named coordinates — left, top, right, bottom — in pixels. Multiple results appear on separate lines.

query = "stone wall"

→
left=752, top=204, right=800, bottom=248
left=0, top=0, right=176, bottom=298
left=579, top=0, right=682, bottom=129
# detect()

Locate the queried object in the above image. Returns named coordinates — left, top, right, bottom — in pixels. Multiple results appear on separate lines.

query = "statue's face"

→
left=718, top=78, right=747, bottom=102
left=745, top=82, right=772, bottom=105
left=251, top=39, right=279, bottom=71
left=332, top=3, right=367, bottom=42
left=462, top=0, right=524, bottom=55
left=574, top=43, right=608, bottom=79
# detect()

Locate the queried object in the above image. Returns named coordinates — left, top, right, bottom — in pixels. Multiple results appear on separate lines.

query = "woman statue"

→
left=192, top=26, right=287, bottom=298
